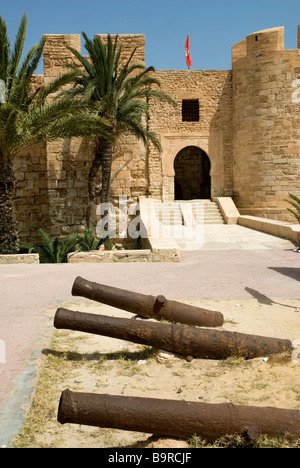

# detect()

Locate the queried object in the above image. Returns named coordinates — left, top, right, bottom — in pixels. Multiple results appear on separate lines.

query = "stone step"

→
left=154, top=200, right=225, bottom=225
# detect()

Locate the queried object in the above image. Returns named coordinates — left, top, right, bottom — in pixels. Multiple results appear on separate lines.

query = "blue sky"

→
left=1, top=0, right=300, bottom=73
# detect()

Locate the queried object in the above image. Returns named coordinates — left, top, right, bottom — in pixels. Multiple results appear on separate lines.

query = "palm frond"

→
left=77, top=228, right=105, bottom=251
left=56, top=234, right=79, bottom=263
left=10, top=108, right=112, bottom=155
left=0, top=16, right=10, bottom=81
left=9, top=13, right=27, bottom=79
left=60, top=32, right=176, bottom=206
left=65, top=45, right=95, bottom=77
left=28, top=227, right=79, bottom=263
left=286, top=193, right=300, bottom=223
left=15, top=42, right=40, bottom=81
left=1, top=15, right=115, bottom=164
left=22, top=38, right=45, bottom=79
left=31, top=227, right=56, bottom=263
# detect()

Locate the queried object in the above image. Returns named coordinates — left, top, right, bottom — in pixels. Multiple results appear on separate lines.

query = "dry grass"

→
left=13, top=332, right=300, bottom=448
left=12, top=298, right=300, bottom=448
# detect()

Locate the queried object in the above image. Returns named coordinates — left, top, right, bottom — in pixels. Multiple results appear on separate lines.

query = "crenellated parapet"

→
left=43, top=34, right=81, bottom=81
left=232, top=26, right=285, bottom=63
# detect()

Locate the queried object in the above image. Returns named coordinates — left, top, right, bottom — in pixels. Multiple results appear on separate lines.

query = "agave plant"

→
left=0, top=14, right=111, bottom=254
left=286, top=193, right=300, bottom=223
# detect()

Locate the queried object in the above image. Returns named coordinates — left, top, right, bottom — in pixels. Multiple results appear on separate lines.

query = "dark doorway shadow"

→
left=174, top=146, right=211, bottom=200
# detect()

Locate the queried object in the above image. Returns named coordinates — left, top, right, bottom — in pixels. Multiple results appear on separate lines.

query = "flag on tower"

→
left=185, top=35, right=192, bottom=70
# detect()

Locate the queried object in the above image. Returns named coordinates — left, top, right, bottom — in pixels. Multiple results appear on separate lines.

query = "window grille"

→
left=182, top=100, right=199, bottom=122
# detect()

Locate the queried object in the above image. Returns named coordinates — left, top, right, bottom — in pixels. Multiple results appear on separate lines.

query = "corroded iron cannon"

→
left=54, top=308, right=292, bottom=360
left=71, top=276, right=224, bottom=328
left=58, top=390, right=300, bottom=441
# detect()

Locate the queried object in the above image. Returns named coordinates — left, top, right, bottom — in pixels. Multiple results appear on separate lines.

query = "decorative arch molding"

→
left=162, top=135, right=210, bottom=178
left=160, top=134, right=224, bottom=202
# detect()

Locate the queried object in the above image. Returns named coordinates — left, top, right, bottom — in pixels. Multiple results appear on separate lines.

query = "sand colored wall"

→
left=147, top=70, right=233, bottom=201
left=232, top=26, right=300, bottom=221
left=14, top=34, right=148, bottom=242
left=12, top=26, right=300, bottom=243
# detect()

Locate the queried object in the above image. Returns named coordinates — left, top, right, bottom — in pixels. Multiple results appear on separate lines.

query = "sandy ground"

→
left=15, top=297, right=300, bottom=448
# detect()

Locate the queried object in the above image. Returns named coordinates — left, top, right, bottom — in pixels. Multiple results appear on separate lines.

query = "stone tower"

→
left=232, top=26, right=300, bottom=220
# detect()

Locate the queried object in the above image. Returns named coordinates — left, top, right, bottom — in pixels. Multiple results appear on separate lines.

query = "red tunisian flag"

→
left=185, top=34, right=192, bottom=69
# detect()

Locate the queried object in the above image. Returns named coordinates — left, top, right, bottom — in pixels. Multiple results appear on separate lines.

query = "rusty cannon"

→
left=71, top=276, right=224, bottom=328
left=54, top=308, right=292, bottom=360
left=58, top=390, right=300, bottom=441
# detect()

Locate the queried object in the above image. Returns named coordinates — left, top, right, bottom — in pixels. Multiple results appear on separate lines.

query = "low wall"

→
left=238, top=215, right=299, bottom=243
left=67, top=241, right=181, bottom=263
left=0, top=254, right=39, bottom=264
left=67, top=249, right=152, bottom=263
left=213, top=197, right=240, bottom=224
left=147, top=238, right=181, bottom=263
left=215, top=197, right=299, bottom=244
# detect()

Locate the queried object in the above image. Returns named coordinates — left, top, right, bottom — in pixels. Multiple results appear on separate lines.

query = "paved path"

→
left=0, top=225, right=299, bottom=446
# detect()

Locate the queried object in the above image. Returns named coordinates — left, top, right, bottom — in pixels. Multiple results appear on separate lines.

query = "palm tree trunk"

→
left=86, top=139, right=113, bottom=229
left=101, top=140, right=113, bottom=205
left=86, top=152, right=103, bottom=229
left=0, top=160, right=19, bottom=254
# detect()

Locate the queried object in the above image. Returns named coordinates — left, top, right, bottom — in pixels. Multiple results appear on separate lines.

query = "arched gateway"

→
left=174, top=146, right=211, bottom=200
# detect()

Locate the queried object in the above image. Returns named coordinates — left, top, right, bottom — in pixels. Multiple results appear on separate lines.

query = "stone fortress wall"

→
left=232, top=26, right=300, bottom=220
left=12, top=26, right=300, bottom=243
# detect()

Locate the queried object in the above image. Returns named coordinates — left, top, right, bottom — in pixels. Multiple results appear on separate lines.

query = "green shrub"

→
left=76, top=229, right=107, bottom=251
left=19, top=228, right=109, bottom=263
left=20, top=228, right=78, bottom=263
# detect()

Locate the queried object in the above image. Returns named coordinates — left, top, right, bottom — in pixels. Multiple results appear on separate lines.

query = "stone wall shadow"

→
left=208, top=71, right=233, bottom=199
left=13, top=142, right=52, bottom=244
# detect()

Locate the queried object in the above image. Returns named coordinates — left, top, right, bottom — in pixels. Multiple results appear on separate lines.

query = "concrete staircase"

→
left=154, top=200, right=225, bottom=227
left=153, top=200, right=225, bottom=249
left=154, top=202, right=184, bottom=226
left=151, top=200, right=225, bottom=250
left=181, top=200, right=225, bottom=225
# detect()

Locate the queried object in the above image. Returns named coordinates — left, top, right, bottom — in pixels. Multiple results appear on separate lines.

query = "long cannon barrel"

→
left=54, top=308, right=292, bottom=360
left=71, top=276, right=224, bottom=328
left=58, top=390, right=300, bottom=441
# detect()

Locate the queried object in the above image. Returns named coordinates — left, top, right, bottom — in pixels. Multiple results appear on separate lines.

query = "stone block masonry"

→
left=12, top=26, right=300, bottom=244
left=232, top=26, right=300, bottom=221
left=149, top=70, right=233, bottom=202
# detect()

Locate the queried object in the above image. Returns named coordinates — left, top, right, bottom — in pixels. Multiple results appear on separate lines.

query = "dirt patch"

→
left=13, top=298, right=300, bottom=448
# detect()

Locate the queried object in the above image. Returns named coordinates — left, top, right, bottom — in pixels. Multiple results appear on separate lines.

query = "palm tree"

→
left=63, top=33, right=176, bottom=227
left=0, top=14, right=110, bottom=254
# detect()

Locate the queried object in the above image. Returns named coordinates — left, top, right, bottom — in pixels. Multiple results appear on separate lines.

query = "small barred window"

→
left=182, top=100, right=199, bottom=122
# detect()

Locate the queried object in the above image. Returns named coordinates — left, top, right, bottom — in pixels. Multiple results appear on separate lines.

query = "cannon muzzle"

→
left=71, top=276, right=224, bottom=328
left=58, top=390, right=300, bottom=441
left=54, top=308, right=292, bottom=360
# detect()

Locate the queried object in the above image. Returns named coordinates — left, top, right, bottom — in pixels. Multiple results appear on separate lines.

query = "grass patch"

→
left=12, top=326, right=300, bottom=449
left=188, top=433, right=300, bottom=449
